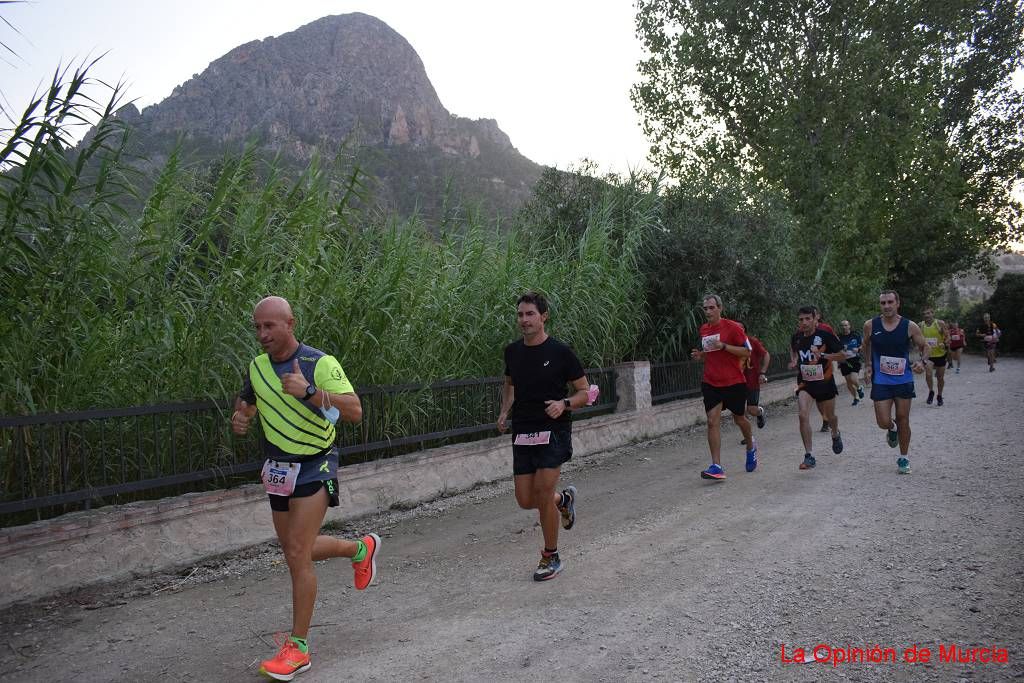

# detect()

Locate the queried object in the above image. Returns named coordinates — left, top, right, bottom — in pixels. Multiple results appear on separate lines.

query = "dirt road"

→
left=2, top=355, right=1021, bottom=682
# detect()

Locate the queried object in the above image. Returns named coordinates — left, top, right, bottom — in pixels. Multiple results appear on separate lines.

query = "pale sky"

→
left=1, top=0, right=653, bottom=174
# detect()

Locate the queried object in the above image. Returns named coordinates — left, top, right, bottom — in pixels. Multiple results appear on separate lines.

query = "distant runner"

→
left=837, top=319, right=865, bottom=406
left=946, top=321, right=965, bottom=373
left=919, top=307, right=949, bottom=406
left=975, top=313, right=1001, bottom=373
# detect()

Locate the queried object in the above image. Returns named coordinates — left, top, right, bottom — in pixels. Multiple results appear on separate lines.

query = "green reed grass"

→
left=0, top=66, right=649, bottom=416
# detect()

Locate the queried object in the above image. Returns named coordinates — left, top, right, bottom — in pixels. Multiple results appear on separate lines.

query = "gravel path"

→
left=1, top=355, right=1021, bottom=682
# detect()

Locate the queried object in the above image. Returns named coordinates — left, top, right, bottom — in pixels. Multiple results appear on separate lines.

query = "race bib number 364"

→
left=261, top=460, right=300, bottom=496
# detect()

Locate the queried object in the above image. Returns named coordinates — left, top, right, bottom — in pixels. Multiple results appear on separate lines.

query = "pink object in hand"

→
left=586, top=384, right=600, bottom=406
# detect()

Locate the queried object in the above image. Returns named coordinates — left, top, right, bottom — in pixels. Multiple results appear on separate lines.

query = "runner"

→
left=739, top=322, right=770, bottom=432
left=837, top=319, right=866, bottom=406
left=690, top=294, right=757, bottom=480
left=789, top=307, right=847, bottom=470
left=919, top=307, right=949, bottom=406
left=231, top=296, right=378, bottom=682
left=815, top=308, right=835, bottom=431
left=947, top=321, right=966, bottom=373
left=862, top=290, right=930, bottom=474
left=975, top=313, right=1001, bottom=372
left=497, top=291, right=588, bottom=581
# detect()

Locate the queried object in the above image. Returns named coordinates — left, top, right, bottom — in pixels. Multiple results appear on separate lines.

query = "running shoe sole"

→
left=757, top=408, right=766, bottom=429
left=799, top=457, right=816, bottom=470
left=886, top=429, right=898, bottom=448
left=700, top=470, right=726, bottom=481
left=560, top=485, right=577, bottom=530
left=261, top=663, right=312, bottom=681
left=533, top=559, right=563, bottom=581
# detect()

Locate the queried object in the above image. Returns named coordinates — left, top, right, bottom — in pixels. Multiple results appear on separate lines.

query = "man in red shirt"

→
left=690, top=294, right=756, bottom=480
left=739, top=323, right=771, bottom=430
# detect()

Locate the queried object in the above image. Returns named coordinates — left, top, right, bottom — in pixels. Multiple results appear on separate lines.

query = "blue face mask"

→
left=323, top=405, right=340, bottom=425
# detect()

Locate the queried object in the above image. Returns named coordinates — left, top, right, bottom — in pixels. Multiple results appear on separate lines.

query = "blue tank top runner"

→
left=870, top=316, right=913, bottom=385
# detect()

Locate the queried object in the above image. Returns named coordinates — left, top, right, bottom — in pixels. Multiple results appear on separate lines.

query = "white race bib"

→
left=701, top=334, right=721, bottom=352
left=514, top=431, right=551, bottom=446
left=261, top=460, right=300, bottom=496
left=800, top=364, right=825, bottom=381
left=926, top=338, right=938, bottom=348
left=879, top=355, right=907, bottom=376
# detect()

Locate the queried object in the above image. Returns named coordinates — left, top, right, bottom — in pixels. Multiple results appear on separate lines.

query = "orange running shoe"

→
left=259, top=636, right=311, bottom=681
left=352, top=532, right=381, bottom=590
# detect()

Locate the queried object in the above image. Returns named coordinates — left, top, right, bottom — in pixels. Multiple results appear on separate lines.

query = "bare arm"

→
left=861, top=320, right=873, bottom=382
left=497, top=376, right=514, bottom=433
left=313, top=389, right=362, bottom=423
left=545, top=375, right=590, bottom=419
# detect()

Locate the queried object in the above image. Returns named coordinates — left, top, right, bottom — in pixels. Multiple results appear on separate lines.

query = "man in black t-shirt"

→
left=788, top=306, right=848, bottom=470
left=498, top=291, right=590, bottom=582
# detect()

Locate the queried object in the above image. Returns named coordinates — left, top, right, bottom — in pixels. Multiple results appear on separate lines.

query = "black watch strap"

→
left=303, top=384, right=316, bottom=400
left=563, top=398, right=571, bottom=409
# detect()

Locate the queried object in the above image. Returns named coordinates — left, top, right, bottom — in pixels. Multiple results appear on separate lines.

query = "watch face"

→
left=305, top=385, right=315, bottom=398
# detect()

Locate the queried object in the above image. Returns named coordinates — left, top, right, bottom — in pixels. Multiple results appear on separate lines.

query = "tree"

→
left=633, top=0, right=1024, bottom=311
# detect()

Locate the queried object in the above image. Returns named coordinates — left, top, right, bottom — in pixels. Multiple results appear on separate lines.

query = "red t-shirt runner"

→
left=699, top=319, right=749, bottom=387
left=744, top=336, right=768, bottom=390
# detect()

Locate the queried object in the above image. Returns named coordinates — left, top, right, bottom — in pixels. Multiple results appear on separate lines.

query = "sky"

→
left=1, top=0, right=653, bottom=175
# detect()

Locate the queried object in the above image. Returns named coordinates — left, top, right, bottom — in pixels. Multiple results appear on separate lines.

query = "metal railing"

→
left=0, top=367, right=618, bottom=527
left=650, top=349, right=792, bottom=405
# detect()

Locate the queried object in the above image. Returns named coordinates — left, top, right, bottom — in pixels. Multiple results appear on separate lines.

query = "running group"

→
left=233, top=290, right=1002, bottom=681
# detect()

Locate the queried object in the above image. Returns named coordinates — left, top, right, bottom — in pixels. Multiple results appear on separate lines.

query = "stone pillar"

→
left=614, top=361, right=652, bottom=413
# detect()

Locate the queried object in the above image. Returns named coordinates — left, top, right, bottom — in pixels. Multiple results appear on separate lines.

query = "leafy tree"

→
left=633, top=0, right=1024, bottom=312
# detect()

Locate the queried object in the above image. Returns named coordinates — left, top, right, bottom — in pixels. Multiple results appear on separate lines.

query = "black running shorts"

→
left=798, top=379, right=839, bottom=403
left=929, top=354, right=948, bottom=368
left=702, top=382, right=748, bottom=415
left=268, top=477, right=341, bottom=512
left=838, top=358, right=861, bottom=376
left=512, top=429, right=573, bottom=475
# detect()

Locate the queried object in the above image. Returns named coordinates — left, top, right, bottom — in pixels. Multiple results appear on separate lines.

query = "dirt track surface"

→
left=2, top=355, right=1022, bottom=682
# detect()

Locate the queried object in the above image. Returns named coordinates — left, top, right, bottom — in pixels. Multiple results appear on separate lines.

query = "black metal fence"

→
left=0, top=367, right=618, bottom=527
left=650, top=350, right=793, bottom=405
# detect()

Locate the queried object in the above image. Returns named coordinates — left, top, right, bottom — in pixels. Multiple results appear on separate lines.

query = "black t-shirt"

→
left=790, top=327, right=843, bottom=383
left=503, top=336, right=585, bottom=433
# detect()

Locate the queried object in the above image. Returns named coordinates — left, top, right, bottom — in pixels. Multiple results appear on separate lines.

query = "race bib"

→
left=926, top=338, right=938, bottom=348
left=514, top=431, right=551, bottom=446
left=261, top=460, right=300, bottom=496
left=950, top=333, right=961, bottom=342
left=800, top=364, right=825, bottom=381
left=984, top=335, right=993, bottom=343
left=701, top=334, right=721, bottom=352
left=879, top=355, right=907, bottom=376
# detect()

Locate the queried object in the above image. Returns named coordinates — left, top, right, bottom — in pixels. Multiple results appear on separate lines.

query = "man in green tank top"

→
left=918, top=307, right=949, bottom=406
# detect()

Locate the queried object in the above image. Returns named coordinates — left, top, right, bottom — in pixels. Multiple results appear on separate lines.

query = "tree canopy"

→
left=633, top=0, right=1024, bottom=310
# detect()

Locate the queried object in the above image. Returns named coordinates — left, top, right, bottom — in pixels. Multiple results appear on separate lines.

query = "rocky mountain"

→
left=114, top=13, right=543, bottom=219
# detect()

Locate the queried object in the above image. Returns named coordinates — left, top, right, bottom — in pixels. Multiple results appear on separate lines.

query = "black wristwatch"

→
left=563, top=398, right=571, bottom=410
left=303, top=384, right=316, bottom=400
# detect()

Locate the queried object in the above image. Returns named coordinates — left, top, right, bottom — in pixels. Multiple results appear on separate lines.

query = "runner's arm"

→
left=497, top=376, right=514, bottom=432
left=908, top=322, right=931, bottom=367
left=861, top=320, right=873, bottom=382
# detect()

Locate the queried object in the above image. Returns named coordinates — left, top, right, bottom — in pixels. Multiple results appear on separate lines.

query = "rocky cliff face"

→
left=116, top=13, right=540, bottom=217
